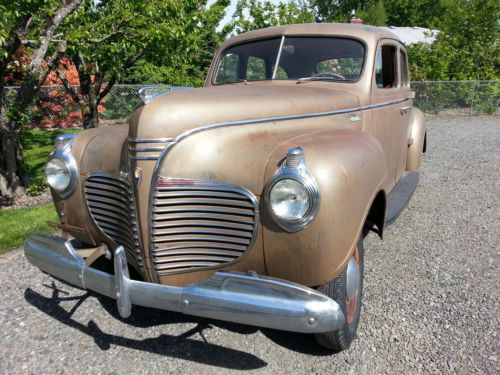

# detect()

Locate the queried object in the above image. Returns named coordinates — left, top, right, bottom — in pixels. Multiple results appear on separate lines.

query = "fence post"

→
left=470, top=81, right=477, bottom=114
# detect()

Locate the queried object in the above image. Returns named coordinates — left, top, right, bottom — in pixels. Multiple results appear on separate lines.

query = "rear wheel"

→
left=315, top=236, right=364, bottom=351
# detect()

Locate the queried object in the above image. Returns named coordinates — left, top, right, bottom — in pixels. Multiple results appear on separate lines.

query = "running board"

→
left=385, top=172, right=419, bottom=226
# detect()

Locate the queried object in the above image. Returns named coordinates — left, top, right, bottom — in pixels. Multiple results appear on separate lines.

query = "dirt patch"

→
left=0, top=189, right=52, bottom=209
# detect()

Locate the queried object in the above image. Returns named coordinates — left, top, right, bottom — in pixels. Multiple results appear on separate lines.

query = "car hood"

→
left=129, top=83, right=360, bottom=139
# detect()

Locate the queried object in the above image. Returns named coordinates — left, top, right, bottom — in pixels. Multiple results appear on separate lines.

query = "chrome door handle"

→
left=349, top=114, right=361, bottom=122
left=400, top=105, right=413, bottom=114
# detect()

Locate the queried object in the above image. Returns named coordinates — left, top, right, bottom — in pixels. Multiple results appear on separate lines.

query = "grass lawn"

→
left=0, top=129, right=80, bottom=254
left=22, top=128, right=80, bottom=180
left=0, top=205, right=59, bottom=255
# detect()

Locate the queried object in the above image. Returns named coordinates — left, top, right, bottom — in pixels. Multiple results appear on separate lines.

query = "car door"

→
left=370, top=40, right=408, bottom=191
left=393, top=47, right=414, bottom=182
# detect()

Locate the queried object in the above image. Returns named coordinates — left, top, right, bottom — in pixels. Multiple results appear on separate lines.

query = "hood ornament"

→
left=138, top=86, right=193, bottom=105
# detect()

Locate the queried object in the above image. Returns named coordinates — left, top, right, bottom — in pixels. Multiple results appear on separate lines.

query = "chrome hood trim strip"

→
left=128, top=137, right=174, bottom=143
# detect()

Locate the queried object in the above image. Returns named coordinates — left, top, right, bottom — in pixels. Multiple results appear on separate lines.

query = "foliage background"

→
left=0, top=0, right=498, bottom=200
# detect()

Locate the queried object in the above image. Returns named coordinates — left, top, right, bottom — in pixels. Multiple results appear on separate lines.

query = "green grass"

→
left=0, top=204, right=59, bottom=254
left=22, top=129, right=80, bottom=180
left=0, top=129, right=80, bottom=254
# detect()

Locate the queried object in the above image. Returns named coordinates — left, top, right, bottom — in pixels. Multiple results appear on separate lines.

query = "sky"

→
left=208, top=0, right=284, bottom=28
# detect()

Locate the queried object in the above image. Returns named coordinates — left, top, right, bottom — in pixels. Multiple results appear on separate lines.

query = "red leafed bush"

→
left=8, top=52, right=108, bottom=129
left=29, top=58, right=105, bottom=129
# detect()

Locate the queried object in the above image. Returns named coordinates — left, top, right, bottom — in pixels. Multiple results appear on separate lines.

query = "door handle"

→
left=400, top=105, right=413, bottom=115
left=349, top=114, right=361, bottom=122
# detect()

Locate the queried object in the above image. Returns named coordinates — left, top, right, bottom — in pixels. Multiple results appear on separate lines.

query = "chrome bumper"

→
left=24, top=233, right=344, bottom=334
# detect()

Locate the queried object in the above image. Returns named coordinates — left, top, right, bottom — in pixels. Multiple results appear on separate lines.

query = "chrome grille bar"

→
left=128, top=138, right=171, bottom=161
left=151, top=178, right=258, bottom=276
left=84, top=173, right=144, bottom=269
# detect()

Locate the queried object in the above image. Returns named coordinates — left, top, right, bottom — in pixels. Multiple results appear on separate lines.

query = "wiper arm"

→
left=296, top=76, right=353, bottom=84
left=225, top=79, right=249, bottom=85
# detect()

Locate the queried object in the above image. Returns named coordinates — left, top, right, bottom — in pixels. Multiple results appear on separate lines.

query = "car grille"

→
left=151, top=178, right=259, bottom=276
left=84, top=173, right=143, bottom=268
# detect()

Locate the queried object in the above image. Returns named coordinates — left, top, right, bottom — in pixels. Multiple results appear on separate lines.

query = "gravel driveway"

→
left=0, top=115, right=498, bottom=374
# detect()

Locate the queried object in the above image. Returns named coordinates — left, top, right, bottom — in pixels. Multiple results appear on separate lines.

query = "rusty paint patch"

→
left=248, top=130, right=275, bottom=143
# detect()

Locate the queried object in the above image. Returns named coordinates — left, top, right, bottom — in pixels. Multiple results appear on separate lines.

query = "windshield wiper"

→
left=225, top=79, right=249, bottom=85
left=296, top=76, right=353, bottom=84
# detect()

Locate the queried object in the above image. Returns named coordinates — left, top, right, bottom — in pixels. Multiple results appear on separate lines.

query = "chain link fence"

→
left=411, top=80, right=499, bottom=115
left=3, top=80, right=499, bottom=128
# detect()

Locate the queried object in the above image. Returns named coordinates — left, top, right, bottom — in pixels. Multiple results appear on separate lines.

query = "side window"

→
left=215, top=53, right=239, bottom=84
left=247, top=56, right=266, bottom=80
left=375, top=45, right=398, bottom=89
left=400, top=50, right=409, bottom=86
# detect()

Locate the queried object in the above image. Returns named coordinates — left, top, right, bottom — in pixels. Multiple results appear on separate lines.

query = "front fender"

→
left=262, top=128, right=387, bottom=286
left=406, top=108, right=426, bottom=171
left=51, top=125, right=129, bottom=247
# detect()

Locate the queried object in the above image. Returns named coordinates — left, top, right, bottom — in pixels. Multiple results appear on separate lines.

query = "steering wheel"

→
left=315, top=72, right=346, bottom=80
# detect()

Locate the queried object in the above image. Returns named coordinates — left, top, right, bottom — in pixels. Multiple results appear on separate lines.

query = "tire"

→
left=315, top=236, right=364, bottom=351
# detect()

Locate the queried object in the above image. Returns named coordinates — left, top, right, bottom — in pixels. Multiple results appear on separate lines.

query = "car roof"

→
left=220, top=23, right=402, bottom=50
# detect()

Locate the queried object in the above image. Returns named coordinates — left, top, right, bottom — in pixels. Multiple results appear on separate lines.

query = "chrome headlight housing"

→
left=45, top=133, right=78, bottom=198
left=265, top=147, right=320, bottom=232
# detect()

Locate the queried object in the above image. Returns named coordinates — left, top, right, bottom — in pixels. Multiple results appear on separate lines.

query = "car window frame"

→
left=210, top=35, right=368, bottom=86
left=373, top=39, right=401, bottom=92
left=399, top=47, right=410, bottom=88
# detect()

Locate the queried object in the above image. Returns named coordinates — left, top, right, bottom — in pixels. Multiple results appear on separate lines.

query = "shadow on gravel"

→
left=24, top=284, right=267, bottom=370
left=24, top=279, right=333, bottom=367
left=91, top=284, right=333, bottom=356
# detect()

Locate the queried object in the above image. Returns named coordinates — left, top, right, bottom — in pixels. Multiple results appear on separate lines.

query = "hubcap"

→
left=345, top=245, right=361, bottom=325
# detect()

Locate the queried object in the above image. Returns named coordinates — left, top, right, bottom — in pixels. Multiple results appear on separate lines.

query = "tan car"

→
left=25, top=23, right=426, bottom=351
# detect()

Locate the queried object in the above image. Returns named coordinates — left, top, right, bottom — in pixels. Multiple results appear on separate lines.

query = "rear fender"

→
left=262, top=128, right=387, bottom=286
left=406, top=108, right=426, bottom=171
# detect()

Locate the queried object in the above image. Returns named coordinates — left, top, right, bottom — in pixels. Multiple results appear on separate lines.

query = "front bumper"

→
left=24, top=233, right=344, bottom=334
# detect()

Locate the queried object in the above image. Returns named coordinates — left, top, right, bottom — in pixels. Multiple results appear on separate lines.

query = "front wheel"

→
left=315, top=236, right=364, bottom=351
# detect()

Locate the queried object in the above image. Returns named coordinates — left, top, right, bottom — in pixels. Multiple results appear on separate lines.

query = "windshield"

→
left=213, top=36, right=365, bottom=84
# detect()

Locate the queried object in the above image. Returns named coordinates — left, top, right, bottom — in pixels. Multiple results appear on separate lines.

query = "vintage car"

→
left=25, top=23, right=426, bottom=351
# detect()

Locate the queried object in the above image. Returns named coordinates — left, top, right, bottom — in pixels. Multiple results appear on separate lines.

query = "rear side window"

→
left=400, top=50, right=409, bottom=86
left=375, top=45, right=398, bottom=89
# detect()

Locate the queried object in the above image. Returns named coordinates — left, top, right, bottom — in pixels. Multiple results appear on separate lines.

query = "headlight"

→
left=45, top=157, right=71, bottom=191
left=269, top=178, right=310, bottom=221
left=265, top=146, right=320, bottom=232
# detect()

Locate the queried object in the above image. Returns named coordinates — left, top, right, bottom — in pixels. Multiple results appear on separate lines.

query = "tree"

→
left=407, top=0, right=499, bottom=81
left=124, top=0, right=231, bottom=88
left=227, top=0, right=314, bottom=35
left=57, top=0, right=195, bottom=129
left=382, top=0, right=452, bottom=28
left=356, top=0, right=387, bottom=26
left=309, top=0, right=369, bottom=22
left=309, top=0, right=452, bottom=25
left=0, top=0, right=82, bottom=199
left=57, top=0, right=230, bottom=128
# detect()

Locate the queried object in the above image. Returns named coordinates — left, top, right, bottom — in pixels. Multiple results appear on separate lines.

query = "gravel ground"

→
left=0, top=115, right=498, bottom=374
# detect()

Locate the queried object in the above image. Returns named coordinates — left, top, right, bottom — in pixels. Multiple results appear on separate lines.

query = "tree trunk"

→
left=78, top=67, right=100, bottom=129
left=0, top=0, right=83, bottom=200
left=82, top=101, right=99, bottom=129
left=0, top=109, right=26, bottom=199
